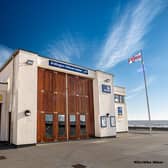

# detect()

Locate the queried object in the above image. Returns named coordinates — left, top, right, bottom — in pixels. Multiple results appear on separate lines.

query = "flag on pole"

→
left=128, top=50, right=152, bottom=133
left=128, top=51, right=142, bottom=64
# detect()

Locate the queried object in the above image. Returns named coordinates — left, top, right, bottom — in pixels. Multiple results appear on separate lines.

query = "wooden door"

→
left=37, top=68, right=66, bottom=143
left=38, top=68, right=54, bottom=142
left=38, top=68, right=94, bottom=143
left=68, top=75, right=94, bottom=140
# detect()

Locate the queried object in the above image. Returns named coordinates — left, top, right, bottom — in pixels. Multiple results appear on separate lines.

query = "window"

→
left=110, top=116, right=116, bottom=127
left=120, top=95, right=125, bottom=103
left=69, top=115, right=76, bottom=136
left=100, top=116, right=107, bottom=128
left=114, top=94, right=125, bottom=103
left=118, top=107, right=123, bottom=116
left=80, top=114, right=86, bottom=135
left=45, top=114, right=53, bottom=138
left=114, top=94, right=119, bottom=103
left=58, top=114, right=65, bottom=137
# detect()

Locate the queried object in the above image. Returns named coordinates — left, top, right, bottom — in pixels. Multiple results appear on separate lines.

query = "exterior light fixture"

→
left=104, top=79, right=110, bottom=83
left=25, top=60, right=34, bottom=65
left=106, top=113, right=110, bottom=117
left=24, top=110, right=31, bottom=116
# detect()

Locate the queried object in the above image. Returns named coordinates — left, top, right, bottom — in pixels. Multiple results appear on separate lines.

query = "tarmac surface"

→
left=0, top=130, right=168, bottom=168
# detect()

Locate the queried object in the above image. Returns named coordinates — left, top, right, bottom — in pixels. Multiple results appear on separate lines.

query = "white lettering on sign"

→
left=102, top=84, right=111, bottom=93
left=49, top=60, right=88, bottom=74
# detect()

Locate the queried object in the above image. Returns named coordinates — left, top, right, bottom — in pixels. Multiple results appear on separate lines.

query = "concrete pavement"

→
left=0, top=131, right=168, bottom=168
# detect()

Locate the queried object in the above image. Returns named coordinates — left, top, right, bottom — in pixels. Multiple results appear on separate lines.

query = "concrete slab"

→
left=0, top=131, right=168, bottom=168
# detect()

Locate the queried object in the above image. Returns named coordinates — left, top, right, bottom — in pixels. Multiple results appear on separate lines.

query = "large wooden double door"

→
left=37, top=68, right=94, bottom=143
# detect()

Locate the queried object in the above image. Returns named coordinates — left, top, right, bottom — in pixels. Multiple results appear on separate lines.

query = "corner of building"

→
left=114, top=86, right=128, bottom=133
left=16, top=50, right=38, bottom=145
left=93, top=71, right=116, bottom=138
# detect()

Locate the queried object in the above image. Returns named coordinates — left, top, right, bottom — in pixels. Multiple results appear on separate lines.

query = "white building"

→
left=0, top=49, right=128, bottom=146
left=114, top=86, right=128, bottom=132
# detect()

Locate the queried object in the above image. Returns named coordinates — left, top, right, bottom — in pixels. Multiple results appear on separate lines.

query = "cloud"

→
left=96, top=0, right=166, bottom=70
left=46, top=34, right=84, bottom=62
left=126, top=75, right=156, bottom=100
left=0, top=45, right=13, bottom=67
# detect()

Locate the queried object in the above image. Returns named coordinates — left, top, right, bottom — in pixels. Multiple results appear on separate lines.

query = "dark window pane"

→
left=45, top=114, right=53, bottom=138
left=80, top=114, right=86, bottom=135
left=58, top=114, right=65, bottom=137
left=70, top=115, right=76, bottom=136
left=118, top=107, right=123, bottom=116
left=46, top=124, right=53, bottom=138
left=114, top=94, right=125, bottom=103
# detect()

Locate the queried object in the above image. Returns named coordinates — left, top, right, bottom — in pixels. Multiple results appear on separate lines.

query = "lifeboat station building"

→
left=0, top=50, right=128, bottom=146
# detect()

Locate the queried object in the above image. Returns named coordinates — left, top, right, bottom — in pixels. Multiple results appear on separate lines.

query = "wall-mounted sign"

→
left=102, top=84, right=111, bottom=93
left=110, top=116, right=116, bottom=127
left=49, top=60, right=88, bottom=74
left=100, top=116, right=107, bottom=128
left=0, top=95, right=3, bottom=101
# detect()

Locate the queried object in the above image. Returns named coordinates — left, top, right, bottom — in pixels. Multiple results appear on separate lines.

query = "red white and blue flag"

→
left=128, top=51, right=142, bottom=64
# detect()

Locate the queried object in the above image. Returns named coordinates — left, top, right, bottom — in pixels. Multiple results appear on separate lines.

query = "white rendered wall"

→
left=114, top=86, right=128, bottom=132
left=16, top=51, right=38, bottom=145
left=93, top=71, right=116, bottom=137
left=0, top=50, right=38, bottom=145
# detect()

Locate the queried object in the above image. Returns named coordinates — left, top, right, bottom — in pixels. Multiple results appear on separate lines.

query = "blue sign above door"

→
left=102, top=84, right=111, bottom=93
left=49, top=60, right=88, bottom=74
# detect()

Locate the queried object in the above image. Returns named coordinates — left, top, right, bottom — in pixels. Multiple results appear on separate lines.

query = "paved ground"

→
left=0, top=131, right=168, bottom=168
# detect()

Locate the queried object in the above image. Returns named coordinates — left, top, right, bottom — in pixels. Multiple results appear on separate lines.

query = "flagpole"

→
left=140, top=50, right=152, bottom=134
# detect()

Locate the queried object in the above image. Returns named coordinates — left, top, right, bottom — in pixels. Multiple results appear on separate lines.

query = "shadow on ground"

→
left=0, top=142, right=15, bottom=150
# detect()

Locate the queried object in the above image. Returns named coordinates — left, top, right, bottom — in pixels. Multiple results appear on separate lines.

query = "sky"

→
left=0, top=0, right=168, bottom=120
